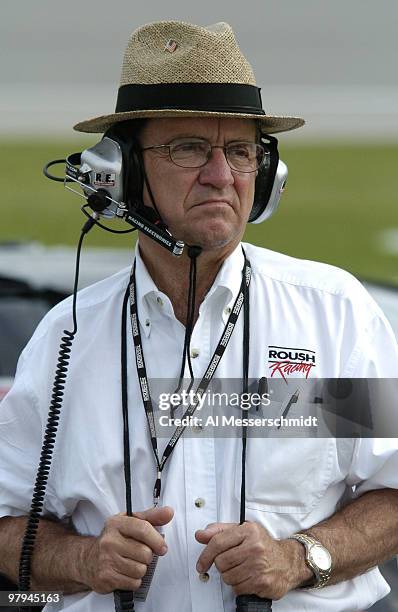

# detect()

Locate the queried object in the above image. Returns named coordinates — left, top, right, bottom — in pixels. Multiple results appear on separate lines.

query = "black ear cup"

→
left=250, top=164, right=273, bottom=222
left=249, top=135, right=279, bottom=223
left=127, top=146, right=145, bottom=208
left=103, top=123, right=145, bottom=210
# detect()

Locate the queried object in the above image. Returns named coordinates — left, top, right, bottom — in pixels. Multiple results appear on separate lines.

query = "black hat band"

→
left=115, top=83, right=265, bottom=115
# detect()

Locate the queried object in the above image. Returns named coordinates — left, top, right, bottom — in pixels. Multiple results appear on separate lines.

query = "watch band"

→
left=289, top=533, right=332, bottom=589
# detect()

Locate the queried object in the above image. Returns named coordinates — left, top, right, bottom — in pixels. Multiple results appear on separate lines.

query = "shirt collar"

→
left=202, top=243, right=245, bottom=322
left=133, top=242, right=172, bottom=338
left=134, top=241, right=246, bottom=336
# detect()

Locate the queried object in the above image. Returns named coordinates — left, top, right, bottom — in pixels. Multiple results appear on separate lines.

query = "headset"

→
left=45, top=120, right=288, bottom=242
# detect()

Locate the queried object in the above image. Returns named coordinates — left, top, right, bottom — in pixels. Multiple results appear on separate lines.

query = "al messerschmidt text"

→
left=158, top=415, right=318, bottom=428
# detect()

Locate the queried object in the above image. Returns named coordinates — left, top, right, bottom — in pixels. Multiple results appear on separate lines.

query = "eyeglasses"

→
left=141, top=138, right=269, bottom=173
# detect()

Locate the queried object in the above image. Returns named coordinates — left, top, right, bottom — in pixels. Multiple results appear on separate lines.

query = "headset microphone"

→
left=43, top=141, right=184, bottom=257
left=86, top=189, right=111, bottom=213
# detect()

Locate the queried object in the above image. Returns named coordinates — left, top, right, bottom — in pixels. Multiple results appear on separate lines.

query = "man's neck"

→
left=138, top=236, right=240, bottom=325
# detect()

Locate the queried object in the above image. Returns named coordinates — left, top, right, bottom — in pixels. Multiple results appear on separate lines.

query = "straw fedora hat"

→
left=74, top=21, right=304, bottom=135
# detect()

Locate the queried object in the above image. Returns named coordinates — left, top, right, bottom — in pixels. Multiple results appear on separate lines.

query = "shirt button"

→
left=156, top=297, right=163, bottom=306
left=224, top=306, right=232, bottom=315
left=192, top=424, right=203, bottom=433
left=190, top=348, right=200, bottom=359
left=194, top=497, right=205, bottom=508
left=199, top=572, right=210, bottom=582
left=145, top=319, right=151, bottom=327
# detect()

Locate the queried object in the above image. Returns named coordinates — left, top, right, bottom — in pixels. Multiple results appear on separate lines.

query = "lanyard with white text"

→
left=128, top=250, right=251, bottom=505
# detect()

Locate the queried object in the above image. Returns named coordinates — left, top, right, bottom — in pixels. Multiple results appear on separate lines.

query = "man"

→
left=1, top=20, right=398, bottom=612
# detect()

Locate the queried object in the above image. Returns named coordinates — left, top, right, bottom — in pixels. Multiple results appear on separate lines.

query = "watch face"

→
left=311, top=545, right=332, bottom=570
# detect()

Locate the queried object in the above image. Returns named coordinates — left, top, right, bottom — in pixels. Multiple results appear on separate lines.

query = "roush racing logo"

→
left=268, top=345, right=316, bottom=381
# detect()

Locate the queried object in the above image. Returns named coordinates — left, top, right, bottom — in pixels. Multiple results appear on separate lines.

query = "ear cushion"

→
left=103, top=124, right=144, bottom=209
left=249, top=135, right=279, bottom=223
left=128, top=145, right=145, bottom=208
left=104, top=124, right=167, bottom=229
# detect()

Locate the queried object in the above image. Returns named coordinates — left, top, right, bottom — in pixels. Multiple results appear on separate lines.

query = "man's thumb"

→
left=134, top=505, right=174, bottom=526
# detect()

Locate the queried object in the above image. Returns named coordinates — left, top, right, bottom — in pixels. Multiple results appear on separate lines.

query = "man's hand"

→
left=83, top=506, right=174, bottom=594
left=195, top=522, right=311, bottom=600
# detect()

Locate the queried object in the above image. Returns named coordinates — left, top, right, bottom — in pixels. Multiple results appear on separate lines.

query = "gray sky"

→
left=1, top=0, right=397, bottom=139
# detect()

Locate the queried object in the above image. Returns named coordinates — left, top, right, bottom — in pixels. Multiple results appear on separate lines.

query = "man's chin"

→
left=178, top=226, right=241, bottom=251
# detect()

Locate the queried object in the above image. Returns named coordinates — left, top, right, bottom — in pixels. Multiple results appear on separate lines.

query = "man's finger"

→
left=134, top=505, right=174, bottom=526
left=112, top=538, right=154, bottom=566
left=117, top=507, right=174, bottom=555
left=213, top=544, right=245, bottom=573
left=233, top=576, right=259, bottom=597
left=196, top=526, right=245, bottom=573
left=195, top=522, right=236, bottom=544
left=221, top=557, right=253, bottom=587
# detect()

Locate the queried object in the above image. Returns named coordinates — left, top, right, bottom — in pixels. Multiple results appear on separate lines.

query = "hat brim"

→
left=73, top=109, right=305, bottom=135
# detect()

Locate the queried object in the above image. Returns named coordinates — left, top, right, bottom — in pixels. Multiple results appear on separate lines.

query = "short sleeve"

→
left=0, top=335, right=76, bottom=521
left=0, top=372, right=44, bottom=517
left=343, top=311, right=398, bottom=378
left=341, top=305, right=398, bottom=496
left=347, top=438, right=398, bottom=497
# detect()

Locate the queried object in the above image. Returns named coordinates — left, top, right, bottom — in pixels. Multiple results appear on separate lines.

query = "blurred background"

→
left=1, top=0, right=397, bottom=285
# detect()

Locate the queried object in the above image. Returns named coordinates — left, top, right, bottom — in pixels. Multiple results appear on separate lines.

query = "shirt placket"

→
left=183, top=305, right=225, bottom=612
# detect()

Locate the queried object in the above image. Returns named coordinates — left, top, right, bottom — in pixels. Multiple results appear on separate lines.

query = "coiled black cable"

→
left=18, top=328, right=74, bottom=590
left=17, top=217, right=95, bottom=610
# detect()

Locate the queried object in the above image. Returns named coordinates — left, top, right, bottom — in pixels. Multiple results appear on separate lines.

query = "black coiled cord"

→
left=17, top=217, right=95, bottom=610
left=18, top=328, right=75, bottom=590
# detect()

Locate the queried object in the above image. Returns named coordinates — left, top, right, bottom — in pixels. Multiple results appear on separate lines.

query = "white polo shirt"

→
left=1, top=242, right=398, bottom=612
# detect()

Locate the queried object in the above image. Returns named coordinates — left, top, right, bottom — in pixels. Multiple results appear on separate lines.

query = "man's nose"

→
left=197, top=147, right=234, bottom=189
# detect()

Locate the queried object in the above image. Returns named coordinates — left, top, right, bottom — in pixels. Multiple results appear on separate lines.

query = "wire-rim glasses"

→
left=141, top=138, right=269, bottom=173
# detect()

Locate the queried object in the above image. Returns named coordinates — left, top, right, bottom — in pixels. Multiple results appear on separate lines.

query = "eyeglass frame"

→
left=140, top=138, right=269, bottom=173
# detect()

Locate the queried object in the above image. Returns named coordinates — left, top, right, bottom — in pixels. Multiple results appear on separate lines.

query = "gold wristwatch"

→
left=289, top=533, right=332, bottom=589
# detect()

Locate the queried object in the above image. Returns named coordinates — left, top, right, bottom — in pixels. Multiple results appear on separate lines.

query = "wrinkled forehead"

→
left=139, top=117, right=257, bottom=144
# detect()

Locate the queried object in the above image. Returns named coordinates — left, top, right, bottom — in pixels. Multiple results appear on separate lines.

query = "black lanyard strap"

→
left=128, top=250, right=251, bottom=504
left=120, top=248, right=269, bottom=611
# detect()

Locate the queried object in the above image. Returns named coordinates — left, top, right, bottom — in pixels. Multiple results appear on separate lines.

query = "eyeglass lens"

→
left=169, top=140, right=268, bottom=172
